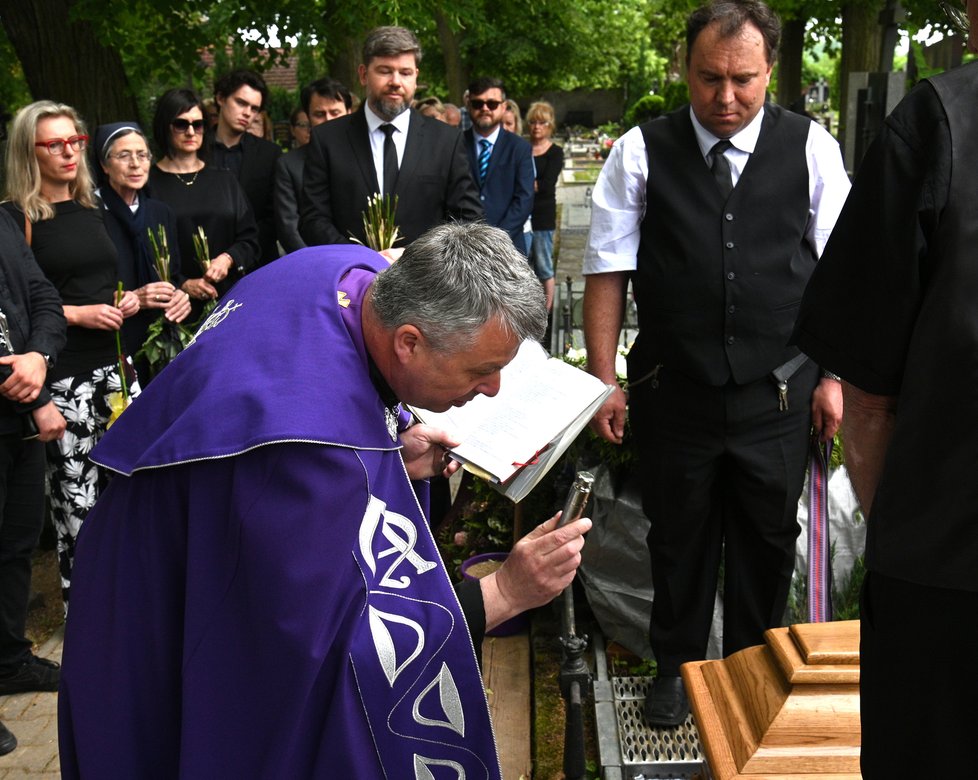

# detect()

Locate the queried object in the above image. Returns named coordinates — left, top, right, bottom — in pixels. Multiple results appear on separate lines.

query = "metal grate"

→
left=613, top=677, right=705, bottom=768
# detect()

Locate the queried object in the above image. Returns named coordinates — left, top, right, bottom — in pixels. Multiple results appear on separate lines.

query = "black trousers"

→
left=860, top=571, right=978, bottom=778
left=629, top=362, right=816, bottom=676
left=0, top=429, right=46, bottom=672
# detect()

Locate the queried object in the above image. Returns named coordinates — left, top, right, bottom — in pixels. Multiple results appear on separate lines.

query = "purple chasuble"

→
left=58, top=245, right=501, bottom=779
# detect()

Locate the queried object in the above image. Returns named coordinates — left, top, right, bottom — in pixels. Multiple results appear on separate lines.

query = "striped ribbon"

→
left=807, top=434, right=833, bottom=623
left=478, top=139, right=491, bottom=184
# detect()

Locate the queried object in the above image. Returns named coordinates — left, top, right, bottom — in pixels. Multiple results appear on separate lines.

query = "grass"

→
left=570, top=169, right=602, bottom=183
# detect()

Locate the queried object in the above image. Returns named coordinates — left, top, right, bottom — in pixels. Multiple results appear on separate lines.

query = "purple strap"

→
left=807, top=435, right=833, bottom=623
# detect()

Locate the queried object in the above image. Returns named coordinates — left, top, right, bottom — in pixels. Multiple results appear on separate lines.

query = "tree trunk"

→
left=1, top=0, right=140, bottom=127
left=434, top=11, right=468, bottom=104
left=776, top=16, right=805, bottom=109
left=837, top=0, right=883, bottom=145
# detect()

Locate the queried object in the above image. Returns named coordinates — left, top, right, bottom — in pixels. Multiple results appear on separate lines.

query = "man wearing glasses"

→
left=795, top=2, right=978, bottom=776
left=463, top=78, right=535, bottom=254
left=300, top=26, right=482, bottom=253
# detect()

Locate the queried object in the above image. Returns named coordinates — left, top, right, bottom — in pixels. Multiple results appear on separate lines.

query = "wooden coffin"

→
left=681, top=620, right=861, bottom=780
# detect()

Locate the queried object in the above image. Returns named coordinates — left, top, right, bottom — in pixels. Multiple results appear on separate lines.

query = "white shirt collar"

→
left=364, top=104, right=412, bottom=135
left=689, top=105, right=766, bottom=158
left=474, top=125, right=502, bottom=147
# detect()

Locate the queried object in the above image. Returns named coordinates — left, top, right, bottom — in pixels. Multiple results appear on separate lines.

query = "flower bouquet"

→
left=352, top=193, right=402, bottom=252
left=191, top=225, right=217, bottom=324
left=136, top=225, right=193, bottom=379
left=107, top=282, right=136, bottom=428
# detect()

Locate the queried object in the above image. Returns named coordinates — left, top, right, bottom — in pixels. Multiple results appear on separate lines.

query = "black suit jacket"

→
left=463, top=128, right=535, bottom=251
left=208, top=132, right=282, bottom=265
left=274, top=146, right=308, bottom=255
left=299, top=108, right=482, bottom=247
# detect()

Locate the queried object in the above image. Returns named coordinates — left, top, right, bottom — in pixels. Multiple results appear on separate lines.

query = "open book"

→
left=410, top=340, right=614, bottom=502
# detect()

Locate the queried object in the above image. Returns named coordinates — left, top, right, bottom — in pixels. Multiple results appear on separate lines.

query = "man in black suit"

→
left=275, top=78, right=352, bottom=254
left=463, top=78, right=534, bottom=253
left=208, top=69, right=282, bottom=265
left=299, top=26, right=482, bottom=251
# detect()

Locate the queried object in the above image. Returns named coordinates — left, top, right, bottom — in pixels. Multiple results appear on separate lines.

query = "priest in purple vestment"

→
left=57, top=223, right=591, bottom=779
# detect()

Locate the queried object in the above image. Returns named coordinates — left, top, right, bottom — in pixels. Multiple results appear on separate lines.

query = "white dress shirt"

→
left=583, top=105, right=852, bottom=274
left=364, top=106, right=412, bottom=195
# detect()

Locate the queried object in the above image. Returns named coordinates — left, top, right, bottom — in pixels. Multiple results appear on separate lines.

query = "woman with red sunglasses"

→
left=2, top=100, right=139, bottom=615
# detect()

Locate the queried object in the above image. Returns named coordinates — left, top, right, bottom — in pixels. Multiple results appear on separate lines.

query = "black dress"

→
left=148, top=165, right=260, bottom=317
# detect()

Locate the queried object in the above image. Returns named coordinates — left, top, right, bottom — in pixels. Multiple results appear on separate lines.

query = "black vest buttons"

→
left=725, top=241, right=734, bottom=249
left=724, top=213, right=734, bottom=221
left=728, top=305, right=736, bottom=314
left=726, top=271, right=735, bottom=280
left=726, top=335, right=735, bottom=344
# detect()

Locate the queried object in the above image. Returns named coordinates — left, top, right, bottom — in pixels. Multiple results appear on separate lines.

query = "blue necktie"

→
left=478, top=139, right=492, bottom=185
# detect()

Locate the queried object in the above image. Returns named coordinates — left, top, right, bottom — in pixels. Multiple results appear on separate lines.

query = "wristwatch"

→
left=40, top=353, right=54, bottom=369
left=822, top=369, right=841, bottom=382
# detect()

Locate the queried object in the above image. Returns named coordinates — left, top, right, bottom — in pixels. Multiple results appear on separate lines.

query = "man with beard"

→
left=300, top=26, right=482, bottom=250
left=463, top=77, right=534, bottom=253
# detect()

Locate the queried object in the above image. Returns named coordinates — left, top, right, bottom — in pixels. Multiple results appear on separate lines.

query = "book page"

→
left=411, top=340, right=612, bottom=484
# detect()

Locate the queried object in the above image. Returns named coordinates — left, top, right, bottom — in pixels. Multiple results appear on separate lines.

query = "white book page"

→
left=411, top=341, right=610, bottom=483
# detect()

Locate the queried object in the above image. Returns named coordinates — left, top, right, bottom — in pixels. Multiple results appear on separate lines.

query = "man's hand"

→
left=811, top=376, right=843, bottom=442
left=480, top=512, right=591, bottom=632
left=400, top=424, right=462, bottom=480
left=0, top=352, right=47, bottom=403
left=589, top=384, right=627, bottom=444
left=31, top=401, right=66, bottom=441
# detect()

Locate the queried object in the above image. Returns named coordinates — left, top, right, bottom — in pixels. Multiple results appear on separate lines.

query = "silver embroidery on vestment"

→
left=412, top=661, right=465, bottom=736
left=368, top=605, right=425, bottom=686
left=414, top=755, right=465, bottom=780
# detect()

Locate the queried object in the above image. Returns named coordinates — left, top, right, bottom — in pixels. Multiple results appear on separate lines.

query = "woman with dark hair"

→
left=94, top=122, right=191, bottom=381
left=149, top=88, right=259, bottom=318
left=2, top=100, right=139, bottom=610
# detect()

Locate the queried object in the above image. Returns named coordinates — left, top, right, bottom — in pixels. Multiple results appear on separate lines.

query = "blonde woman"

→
left=2, top=101, right=139, bottom=610
left=526, top=101, right=564, bottom=310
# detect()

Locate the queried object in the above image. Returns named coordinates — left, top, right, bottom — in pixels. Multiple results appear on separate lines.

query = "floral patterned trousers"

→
left=46, top=363, right=134, bottom=609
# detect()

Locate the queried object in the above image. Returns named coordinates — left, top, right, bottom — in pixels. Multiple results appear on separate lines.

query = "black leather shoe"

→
left=643, top=675, right=689, bottom=727
left=0, top=654, right=60, bottom=695
left=0, top=720, right=16, bottom=756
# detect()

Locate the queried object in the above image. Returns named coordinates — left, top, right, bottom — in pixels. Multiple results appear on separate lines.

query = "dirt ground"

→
left=26, top=549, right=64, bottom=650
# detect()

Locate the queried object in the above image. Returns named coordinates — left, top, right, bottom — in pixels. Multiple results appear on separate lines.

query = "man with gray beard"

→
left=300, top=26, right=482, bottom=249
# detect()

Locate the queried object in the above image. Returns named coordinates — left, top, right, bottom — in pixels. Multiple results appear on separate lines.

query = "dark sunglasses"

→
left=171, top=119, right=205, bottom=133
left=470, top=99, right=503, bottom=111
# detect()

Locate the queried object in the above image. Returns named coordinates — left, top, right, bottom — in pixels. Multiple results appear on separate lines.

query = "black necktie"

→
left=710, top=139, right=733, bottom=200
left=380, top=124, right=398, bottom=197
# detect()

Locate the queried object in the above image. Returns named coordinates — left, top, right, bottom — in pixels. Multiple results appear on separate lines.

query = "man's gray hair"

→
left=362, top=26, right=423, bottom=67
left=371, top=223, right=546, bottom=352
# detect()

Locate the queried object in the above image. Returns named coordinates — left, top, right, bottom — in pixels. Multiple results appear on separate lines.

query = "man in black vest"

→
left=582, top=0, right=850, bottom=727
left=793, top=4, right=978, bottom=774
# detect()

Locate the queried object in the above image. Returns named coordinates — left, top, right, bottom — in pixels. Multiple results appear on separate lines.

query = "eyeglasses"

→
left=34, top=135, right=89, bottom=155
left=941, top=2, right=970, bottom=34
left=108, top=150, right=152, bottom=164
left=470, top=99, right=503, bottom=111
left=171, top=119, right=205, bottom=133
